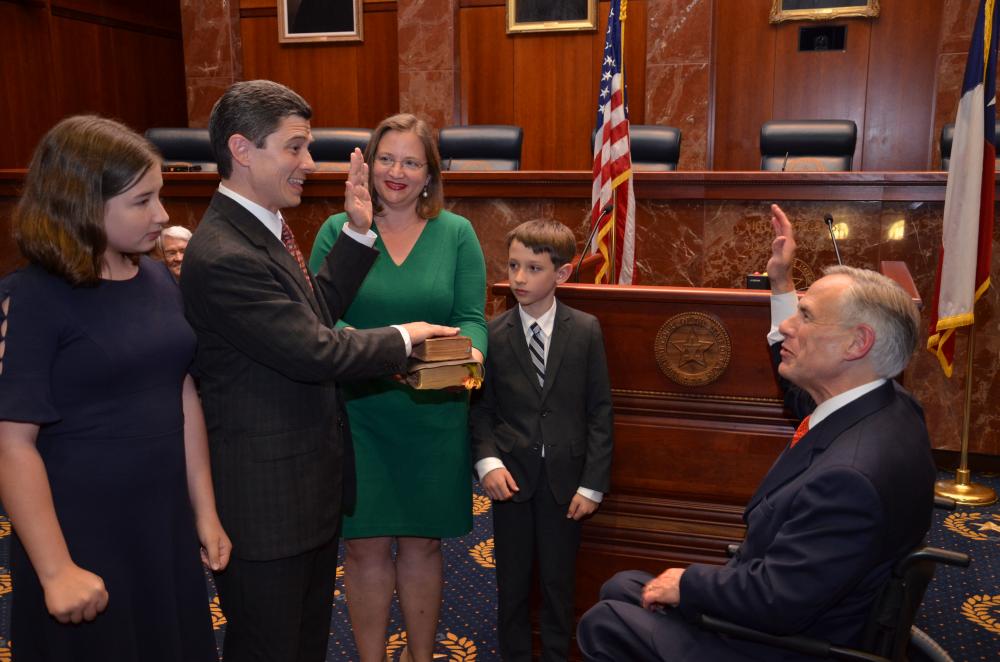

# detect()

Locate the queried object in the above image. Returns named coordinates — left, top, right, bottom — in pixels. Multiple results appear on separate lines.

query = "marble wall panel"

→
left=632, top=200, right=704, bottom=285
left=399, top=69, right=456, bottom=131
left=646, top=0, right=712, bottom=64
left=180, top=0, right=242, bottom=126
left=644, top=63, right=710, bottom=170
left=939, top=0, right=979, bottom=55
left=644, top=0, right=711, bottom=170
left=397, top=0, right=457, bottom=128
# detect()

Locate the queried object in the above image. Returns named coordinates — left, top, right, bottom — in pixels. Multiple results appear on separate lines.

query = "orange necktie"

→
left=790, top=415, right=811, bottom=448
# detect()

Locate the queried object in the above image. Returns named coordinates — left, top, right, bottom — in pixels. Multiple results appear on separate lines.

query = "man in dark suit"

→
left=576, top=204, right=936, bottom=661
left=471, top=220, right=614, bottom=662
left=180, top=80, right=456, bottom=662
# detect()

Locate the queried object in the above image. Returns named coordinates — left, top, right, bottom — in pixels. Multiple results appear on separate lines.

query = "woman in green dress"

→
left=308, top=113, right=487, bottom=662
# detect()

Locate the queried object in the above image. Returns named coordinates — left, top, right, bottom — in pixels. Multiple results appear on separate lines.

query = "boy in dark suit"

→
left=471, top=220, right=614, bottom=662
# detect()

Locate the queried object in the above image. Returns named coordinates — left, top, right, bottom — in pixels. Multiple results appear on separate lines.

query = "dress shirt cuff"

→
left=391, top=325, right=412, bottom=356
left=576, top=487, right=604, bottom=503
left=475, top=457, right=506, bottom=482
left=767, top=290, right=798, bottom=345
left=341, top=222, right=377, bottom=247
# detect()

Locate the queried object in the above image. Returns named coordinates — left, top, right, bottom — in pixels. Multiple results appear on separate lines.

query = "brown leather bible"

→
left=410, top=335, right=474, bottom=362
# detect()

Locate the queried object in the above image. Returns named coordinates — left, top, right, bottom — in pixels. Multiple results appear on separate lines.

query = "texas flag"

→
left=928, top=0, right=998, bottom=376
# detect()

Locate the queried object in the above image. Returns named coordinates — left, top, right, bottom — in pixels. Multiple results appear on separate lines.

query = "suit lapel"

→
left=506, top=309, right=543, bottom=395
left=743, top=380, right=897, bottom=521
left=541, top=302, right=574, bottom=399
left=211, top=193, right=321, bottom=315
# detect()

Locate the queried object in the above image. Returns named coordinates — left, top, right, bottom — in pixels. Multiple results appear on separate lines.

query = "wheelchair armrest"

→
left=901, top=546, right=970, bottom=570
left=933, top=496, right=957, bottom=510
left=698, top=615, right=889, bottom=662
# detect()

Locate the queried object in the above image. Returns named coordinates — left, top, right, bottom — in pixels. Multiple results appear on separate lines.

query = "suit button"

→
left=541, top=409, right=550, bottom=417
left=532, top=444, right=541, bottom=451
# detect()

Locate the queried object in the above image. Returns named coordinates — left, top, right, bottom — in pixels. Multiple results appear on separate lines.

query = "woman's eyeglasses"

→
left=374, top=154, right=426, bottom=171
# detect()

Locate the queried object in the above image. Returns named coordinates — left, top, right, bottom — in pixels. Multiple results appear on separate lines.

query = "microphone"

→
left=574, top=202, right=615, bottom=283
left=781, top=151, right=790, bottom=172
left=824, top=213, right=844, bottom=265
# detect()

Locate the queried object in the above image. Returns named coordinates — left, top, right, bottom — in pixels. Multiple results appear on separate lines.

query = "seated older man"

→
left=576, top=204, right=936, bottom=661
left=156, top=225, right=192, bottom=281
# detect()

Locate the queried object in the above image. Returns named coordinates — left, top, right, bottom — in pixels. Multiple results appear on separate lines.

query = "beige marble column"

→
left=644, top=0, right=712, bottom=170
left=179, top=0, right=244, bottom=127
left=396, top=0, right=459, bottom=130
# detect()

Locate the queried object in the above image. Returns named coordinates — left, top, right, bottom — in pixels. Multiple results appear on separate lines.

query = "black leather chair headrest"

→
left=940, top=120, right=1000, bottom=170
left=310, top=128, right=373, bottom=163
left=145, top=127, right=217, bottom=172
left=759, top=120, right=857, bottom=171
left=628, top=125, right=681, bottom=171
left=438, top=125, right=523, bottom=171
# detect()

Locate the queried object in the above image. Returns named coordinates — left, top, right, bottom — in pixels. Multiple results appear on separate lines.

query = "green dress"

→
left=308, top=210, right=488, bottom=538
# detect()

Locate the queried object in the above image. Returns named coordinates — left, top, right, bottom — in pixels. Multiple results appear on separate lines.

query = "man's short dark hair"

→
left=209, top=80, right=312, bottom=179
left=505, top=220, right=577, bottom=268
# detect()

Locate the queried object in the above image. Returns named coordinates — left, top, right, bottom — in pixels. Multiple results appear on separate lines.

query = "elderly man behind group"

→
left=156, top=225, right=191, bottom=281
left=576, top=204, right=936, bottom=661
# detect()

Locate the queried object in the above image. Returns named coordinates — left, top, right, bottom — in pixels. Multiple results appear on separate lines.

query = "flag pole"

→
left=934, top=323, right=997, bottom=505
left=609, top=189, right=618, bottom=285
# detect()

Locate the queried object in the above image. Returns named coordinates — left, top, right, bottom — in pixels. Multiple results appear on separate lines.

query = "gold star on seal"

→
left=975, top=520, right=1000, bottom=533
left=671, top=332, right=714, bottom=368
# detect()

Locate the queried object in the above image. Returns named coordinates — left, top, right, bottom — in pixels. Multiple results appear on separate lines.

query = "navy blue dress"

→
left=0, top=258, right=217, bottom=661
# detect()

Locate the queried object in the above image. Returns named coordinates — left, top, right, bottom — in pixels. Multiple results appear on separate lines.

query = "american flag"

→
left=928, top=0, right=998, bottom=376
left=590, top=0, right=635, bottom=285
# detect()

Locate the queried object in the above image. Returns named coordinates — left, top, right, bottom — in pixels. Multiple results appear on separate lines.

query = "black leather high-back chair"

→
left=700, top=497, right=970, bottom=662
left=940, top=120, right=1000, bottom=170
left=629, top=125, right=682, bottom=171
left=145, top=127, right=217, bottom=172
left=759, top=120, right=857, bottom=172
left=438, top=125, right=523, bottom=171
left=309, top=128, right=373, bottom=171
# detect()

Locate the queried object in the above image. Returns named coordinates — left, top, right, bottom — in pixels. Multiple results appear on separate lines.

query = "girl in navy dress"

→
left=0, top=116, right=231, bottom=661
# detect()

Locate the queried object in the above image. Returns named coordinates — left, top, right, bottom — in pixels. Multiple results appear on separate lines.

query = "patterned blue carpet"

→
left=1, top=474, right=998, bottom=660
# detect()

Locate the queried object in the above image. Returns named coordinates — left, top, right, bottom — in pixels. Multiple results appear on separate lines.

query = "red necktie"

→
left=280, top=220, right=313, bottom=291
left=790, top=415, right=811, bottom=448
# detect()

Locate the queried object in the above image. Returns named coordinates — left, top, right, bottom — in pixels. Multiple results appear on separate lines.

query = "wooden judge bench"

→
left=0, top=168, right=995, bottom=625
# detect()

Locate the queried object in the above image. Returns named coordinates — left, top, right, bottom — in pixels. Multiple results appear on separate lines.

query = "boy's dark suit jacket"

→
left=470, top=300, right=613, bottom=503
left=645, top=344, right=937, bottom=660
left=180, top=192, right=407, bottom=562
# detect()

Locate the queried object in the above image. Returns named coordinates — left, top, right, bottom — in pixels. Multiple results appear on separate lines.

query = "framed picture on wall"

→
left=769, top=0, right=880, bottom=23
left=279, top=0, right=363, bottom=43
left=506, top=0, right=598, bottom=34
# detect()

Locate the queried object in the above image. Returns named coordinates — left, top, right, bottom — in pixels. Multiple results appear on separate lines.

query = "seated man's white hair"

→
left=824, top=265, right=920, bottom=379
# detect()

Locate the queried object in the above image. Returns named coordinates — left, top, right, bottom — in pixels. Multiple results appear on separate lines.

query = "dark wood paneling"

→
left=49, top=15, right=186, bottom=132
left=711, top=0, right=775, bottom=170
left=0, top=2, right=58, bottom=167
left=459, top=5, right=514, bottom=125
left=458, top=1, right=646, bottom=169
left=0, top=0, right=186, bottom=167
left=239, top=8, right=398, bottom=129
left=862, top=0, right=942, bottom=170
left=514, top=31, right=596, bottom=169
left=51, top=0, right=180, bottom=33
left=772, top=20, right=871, bottom=168
left=356, top=8, right=400, bottom=129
